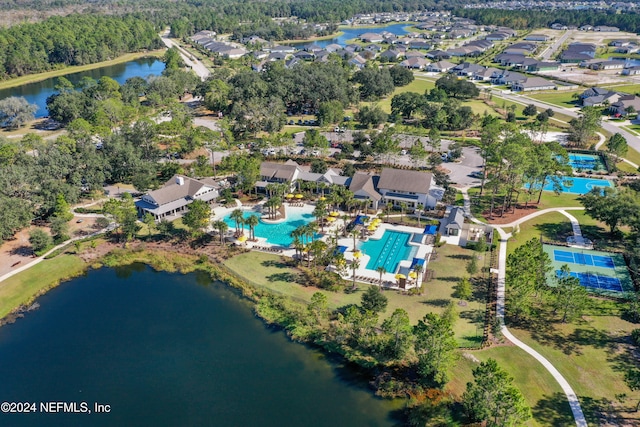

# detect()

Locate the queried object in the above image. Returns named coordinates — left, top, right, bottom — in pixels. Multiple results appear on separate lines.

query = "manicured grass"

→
left=0, top=50, right=165, bottom=90
left=367, top=77, right=436, bottom=113
left=528, top=91, right=581, bottom=108
left=463, top=99, right=495, bottom=116
left=602, top=84, right=640, bottom=95
left=0, top=255, right=87, bottom=319
left=509, top=313, right=640, bottom=425
left=224, top=244, right=487, bottom=347
left=617, top=161, right=638, bottom=173
left=508, top=211, right=571, bottom=255
left=623, top=146, right=640, bottom=166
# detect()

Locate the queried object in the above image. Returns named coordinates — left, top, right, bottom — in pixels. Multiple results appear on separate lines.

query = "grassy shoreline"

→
left=280, top=31, right=344, bottom=44
left=0, top=49, right=165, bottom=91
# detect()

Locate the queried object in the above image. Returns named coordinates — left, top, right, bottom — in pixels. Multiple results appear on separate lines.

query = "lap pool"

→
left=360, top=230, right=417, bottom=274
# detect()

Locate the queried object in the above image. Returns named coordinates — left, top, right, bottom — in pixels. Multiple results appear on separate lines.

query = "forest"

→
left=456, top=8, right=640, bottom=33
left=0, top=14, right=162, bottom=79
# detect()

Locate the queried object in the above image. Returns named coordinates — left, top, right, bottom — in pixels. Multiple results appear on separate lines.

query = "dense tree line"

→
left=0, top=14, right=162, bottom=79
left=456, top=8, right=640, bottom=33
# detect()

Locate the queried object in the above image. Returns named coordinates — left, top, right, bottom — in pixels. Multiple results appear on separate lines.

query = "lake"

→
left=292, top=23, right=415, bottom=49
left=0, top=58, right=165, bottom=118
left=0, top=265, right=400, bottom=426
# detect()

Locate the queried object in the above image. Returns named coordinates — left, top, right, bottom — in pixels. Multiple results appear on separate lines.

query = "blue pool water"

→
left=223, top=209, right=317, bottom=247
left=530, top=176, right=613, bottom=195
left=360, top=231, right=416, bottom=274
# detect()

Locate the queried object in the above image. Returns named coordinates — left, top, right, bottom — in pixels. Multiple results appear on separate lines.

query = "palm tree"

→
left=309, top=239, right=327, bottom=269
left=351, top=258, right=360, bottom=290
left=341, top=214, right=350, bottom=237
left=305, top=222, right=318, bottom=243
left=230, top=208, right=244, bottom=234
left=385, top=202, right=393, bottom=222
left=313, top=200, right=328, bottom=232
left=376, top=266, right=387, bottom=286
left=245, top=214, right=259, bottom=241
left=292, top=235, right=304, bottom=262
left=350, top=228, right=360, bottom=252
left=399, top=202, right=407, bottom=224
left=416, top=203, right=424, bottom=227
left=414, top=264, right=424, bottom=289
left=212, top=220, right=228, bottom=245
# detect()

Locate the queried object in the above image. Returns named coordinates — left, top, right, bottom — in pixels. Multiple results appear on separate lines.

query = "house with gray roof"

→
left=427, top=60, right=455, bottom=73
left=377, top=168, right=436, bottom=209
left=400, top=57, right=430, bottom=70
left=135, top=175, right=220, bottom=221
left=439, top=206, right=493, bottom=246
left=360, top=32, right=384, bottom=43
left=512, top=77, right=557, bottom=92
left=347, top=172, right=382, bottom=209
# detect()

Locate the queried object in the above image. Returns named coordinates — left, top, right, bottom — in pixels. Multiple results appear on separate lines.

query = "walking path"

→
left=558, top=209, right=592, bottom=248
left=460, top=187, right=588, bottom=427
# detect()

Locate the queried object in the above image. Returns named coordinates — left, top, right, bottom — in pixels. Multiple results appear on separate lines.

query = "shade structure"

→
left=326, top=216, right=336, bottom=222
left=285, top=193, right=294, bottom=199
left=353, top=250, right=363, bottom=258
left=395, top=273, right=406, bottom=280
left=295, top=194, right=304, bottom=199
left=409, top=271, right=418, bottom=279
left=237, top=235, right=247, bottom=242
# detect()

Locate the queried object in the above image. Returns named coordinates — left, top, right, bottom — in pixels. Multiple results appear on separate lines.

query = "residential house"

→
left=427, top=60, right=455, bottom=73
left=135, top=175, right=220, bottom=221
left=595, top=26, right=620, bottom=32
left=560, top=43, right=596, bottom=63
left=528, top=61, right=560, bottom=72
left=551, top=23, right=568, bottom=30
left=293, top=50, right=315, bottom=61
left=408, top=40, right=432, bottom=50
left=377, top=168, right=436, bottom=209
left=438, top=206, right=493, bottom=247
left=580, top=87, right=621, bottom=106
left=379, top=49, right=403, bottom=61
left=486, top=32, right=511, bottom=41
left=473, top=67, right=500, bottom=81
left=525, top=34, right=550, bottom=42
left=360, top=32, right=384, bottom=43
left=425, top=49, right=450, bottom=60
left=405, top=50, right=426, bottom=58
left=400, top=57, right=430, bottom=70
left=491, top=70, right=526, bottom=86
left=587, top=60, right=625, bottom=71
left=439, top=206, right=465, bottom=238
left=622, top=66, right=640, bottom=76
left=452, top=62, right=485, bottom=77
left=349, top=55, right=367, bottom=69
left=495, top=53, right=527, bottom=67
left=511, top=77, right=557, bottom=92
left=325, top=43, right=342, bottom=53
left=609, top=95, right=640, bottom=116
left=256, top=160, right=301, bottom=192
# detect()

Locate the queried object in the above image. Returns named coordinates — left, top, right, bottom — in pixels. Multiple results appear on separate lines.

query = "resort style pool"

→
left=360, top=230, right=417, bottom=274
left=567, top=153, right=607, bottom=173
left=223, top=208, right=317, bottom=247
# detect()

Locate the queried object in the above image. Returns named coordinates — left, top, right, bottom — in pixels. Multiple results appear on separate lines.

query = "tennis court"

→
left=556, top=270, right=623, bottom=292
left=553, top=249, right=616, bottom=269
left=543, top=244, right=633, bottom=295
left=567, top=153, right=607, bottom=173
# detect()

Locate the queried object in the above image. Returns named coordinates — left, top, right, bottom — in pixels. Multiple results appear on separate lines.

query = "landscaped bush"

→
left=631, top=329, right=640, bottom=346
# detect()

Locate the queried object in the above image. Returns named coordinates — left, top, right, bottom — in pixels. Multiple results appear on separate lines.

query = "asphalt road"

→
left=538, top=30, right=574, bottom=61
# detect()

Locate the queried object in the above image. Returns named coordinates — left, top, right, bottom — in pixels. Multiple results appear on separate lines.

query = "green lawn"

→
left=623, top=146, right=640, bottom=166
left=367, top=76, right=436, bottom=113
left=507, top=211, right=572, bottom=255
left=0, top=255, right=87, bottom=319
left=224, top=244, right=487, bottom=347
left=602, top=84, right=640, bottom=95
left=528, top=91, right=581, bottom=108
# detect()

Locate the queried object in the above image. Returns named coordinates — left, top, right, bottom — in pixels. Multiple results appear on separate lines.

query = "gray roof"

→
left=515, top=77, right=556, bottom=89
left=260, top=161, right=300, bottom=181
left=348, top=172, right=381, bottom=201
left=145, top=175, right=211, bottom=206
left=445, top=207, right=465, bottom=229
left=378, top=168, right=432, bottom=194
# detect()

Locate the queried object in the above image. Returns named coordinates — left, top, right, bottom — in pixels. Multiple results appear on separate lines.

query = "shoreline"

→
left=338, top=22, right=418, bottom=30
left=0, top=49, right=165, bottom=91
left=280, top=31, right=344, bottom=44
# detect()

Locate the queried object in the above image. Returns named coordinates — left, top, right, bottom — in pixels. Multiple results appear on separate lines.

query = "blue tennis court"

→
left=556, top=270, right=623, bottom=292
left=553, top=249, right=615, bottom=269
left=567, top=153, right=607, bottom=173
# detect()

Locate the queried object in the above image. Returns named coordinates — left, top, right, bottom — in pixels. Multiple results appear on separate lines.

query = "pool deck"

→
left=337, top=223, right=433, bottom=288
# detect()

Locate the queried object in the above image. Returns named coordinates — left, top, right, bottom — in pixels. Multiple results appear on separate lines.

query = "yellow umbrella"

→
left=409, top=271, right=418, bottom=279
left=353, top=250, right=362, bottom=258
left=285, top=193, right=294, bottom=199
left=318, top=196, right=326, bottom=201
left=372, top=218, right=381, bottom=224
left=295, top=194, right=304, bottom=199
left=367, top=225, right=377, bottom=231
left=326, top=216, right=336, bottom=222
left=395, top=273, right=406, bottom=280
left=330, top=211, right=340, bottom=217
left=237, top=235, right=247, bottom=242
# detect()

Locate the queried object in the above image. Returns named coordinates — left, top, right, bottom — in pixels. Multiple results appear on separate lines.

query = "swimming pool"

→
left=567, top=153, right=607, bottom=173
left=223, top=208, right=317, bottom=247
left=529, top=176, right=613, bottom=195
left=360, top=230, right=417, bottom=274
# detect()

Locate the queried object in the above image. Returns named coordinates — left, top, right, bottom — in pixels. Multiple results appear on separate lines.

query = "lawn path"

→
left=460, top=187, right=588, bottom=427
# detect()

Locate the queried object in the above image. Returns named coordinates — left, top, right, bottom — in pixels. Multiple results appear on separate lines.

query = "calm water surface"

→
left=0, top=265, right=400, bottom=427
left=0, top=58, right=165, bottom=118
left=292, top=23, right=414, bottom=49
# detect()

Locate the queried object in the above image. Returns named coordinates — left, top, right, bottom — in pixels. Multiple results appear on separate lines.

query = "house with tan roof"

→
left=135, top=175, right=220, bottom=221
left=348, top=172, right=382, bottom=209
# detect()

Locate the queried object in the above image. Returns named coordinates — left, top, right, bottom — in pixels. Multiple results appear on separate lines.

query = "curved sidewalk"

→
left=461, top=188, right=588, bottom=427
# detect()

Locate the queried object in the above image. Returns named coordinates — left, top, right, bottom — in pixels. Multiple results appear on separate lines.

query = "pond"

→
left=0, top=57, right=165, bottom=118
left=291, top=23, right=416, bottom=49
left=0, top=265, right=401, bottom=426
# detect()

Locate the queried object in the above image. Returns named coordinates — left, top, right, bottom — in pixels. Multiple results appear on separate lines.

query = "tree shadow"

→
left=9, top=245, right=33, bottom=256
left=532, top=392, right=576, bottom=426
left=459, top=308, right=485, bottom=324
left=509, top=316, right=581, bottom=356
left=261, top=259, right=289, bottom=269
left=436, top=276, right=461, bottom=283
left=534, top=221, right=574, bottom=242
left=266, top=272, right=299, bottom=283
left=447, top=254, right=473, bottom=260
left=422, top=298, right=451, bottom=307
